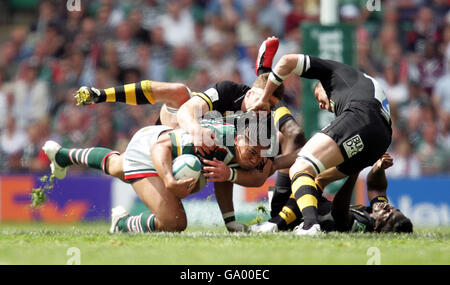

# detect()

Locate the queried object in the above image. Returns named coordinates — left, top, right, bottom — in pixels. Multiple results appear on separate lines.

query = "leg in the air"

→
left=75, top=80, right=191, bottom=108
left=42, top=140, right=121, bottom=180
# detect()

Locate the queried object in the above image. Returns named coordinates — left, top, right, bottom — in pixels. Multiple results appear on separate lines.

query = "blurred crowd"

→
left=0, top=0, right=449, bottom=177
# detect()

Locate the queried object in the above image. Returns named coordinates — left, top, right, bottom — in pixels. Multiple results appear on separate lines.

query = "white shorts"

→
left=123, top=125, right=172, bottom=181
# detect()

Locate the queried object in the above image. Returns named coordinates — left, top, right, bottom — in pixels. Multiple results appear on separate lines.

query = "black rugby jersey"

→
left=193, top=81, right=250, bottom=115
left=318, top=202, right=375, bottom=233
left=348, top=205, right=376, bottom=232
left=298, top=55, right=391, bottom=122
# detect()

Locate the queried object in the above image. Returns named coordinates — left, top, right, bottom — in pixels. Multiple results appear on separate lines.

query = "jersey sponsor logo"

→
left=343, top=134, right=364, bottom=158
left=351, top=220, right=367, bottom=232
left=204, top=88, right=219, bottom=102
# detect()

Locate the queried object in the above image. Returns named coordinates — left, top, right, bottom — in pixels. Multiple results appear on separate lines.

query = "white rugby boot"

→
left=42, top=140, right=67, bottom=179
left=294, top=222, right=323, bottom=236
left=249, top=221, right=279, bottom=233
left=109, top=205, right=130, bottom=234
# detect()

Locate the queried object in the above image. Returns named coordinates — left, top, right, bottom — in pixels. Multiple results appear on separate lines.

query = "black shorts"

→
left=320, top=102, right=392, bottom=175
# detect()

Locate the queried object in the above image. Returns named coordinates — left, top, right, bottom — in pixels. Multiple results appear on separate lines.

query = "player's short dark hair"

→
left=252, top=73, right=285, bottom=101
left=378, top=209, right=413, bottom=233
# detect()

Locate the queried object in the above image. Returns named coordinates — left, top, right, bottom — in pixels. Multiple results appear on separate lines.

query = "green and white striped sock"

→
left=55, top=147, right=119, bottom=173
left=116, top=211, right=156, bottom=233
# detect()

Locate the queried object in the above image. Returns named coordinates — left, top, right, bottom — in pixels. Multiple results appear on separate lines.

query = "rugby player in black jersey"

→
left=249, top=153, right=413, bottom=234
left=251, top=44, right=393, bottom=235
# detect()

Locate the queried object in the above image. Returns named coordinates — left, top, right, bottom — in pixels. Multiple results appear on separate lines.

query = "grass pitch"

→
left=0, top=223, right=448, bottom=265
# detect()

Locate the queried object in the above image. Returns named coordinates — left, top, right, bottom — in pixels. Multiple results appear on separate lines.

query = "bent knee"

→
left=156, top=215, right=187, bottom=232
left=289, top=160, right=316, bottom=179
left=106, top=154, right=123, bottom=177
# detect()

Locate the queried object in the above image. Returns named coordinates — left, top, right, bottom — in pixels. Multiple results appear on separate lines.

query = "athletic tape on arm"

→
left=292, top=54, right=310, bottom=76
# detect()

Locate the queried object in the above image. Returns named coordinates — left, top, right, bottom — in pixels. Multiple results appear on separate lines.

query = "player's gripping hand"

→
left=247, top=97, right=271, bottom=112
left=74, top=86, right=102, bottom=106
left=255, top=36, right=279, bottom=75
left=165, top=177, right=196, bottom=199
left=192, top=126, right=217, bottom=156
left=202, top=158, right=231, bottom=182
left=374, top=153, right=394, bottom=171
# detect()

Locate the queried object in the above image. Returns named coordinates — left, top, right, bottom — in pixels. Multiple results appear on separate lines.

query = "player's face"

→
left=314, top=84, right=331, bottom=111
left=234, top=136, right=264, bottom=169
left=371, top=203, right=401, bottom=231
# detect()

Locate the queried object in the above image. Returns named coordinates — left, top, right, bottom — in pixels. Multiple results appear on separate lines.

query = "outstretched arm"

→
left=202, top=158, right=273, bottom=187
left=366, top=153, right=393, bottom=203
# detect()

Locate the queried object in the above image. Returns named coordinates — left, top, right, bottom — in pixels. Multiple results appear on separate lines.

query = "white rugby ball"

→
left=172, top=154, right=202, bottom=185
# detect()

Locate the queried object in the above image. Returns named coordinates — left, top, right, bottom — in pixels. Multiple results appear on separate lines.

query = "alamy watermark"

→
left=66, top=247, right=81, bottom=265
left=366, top=0, right=382, bottom=12
left=67, top=0, right=81, bottom=12
left=366, top=247, right=381, bottom=265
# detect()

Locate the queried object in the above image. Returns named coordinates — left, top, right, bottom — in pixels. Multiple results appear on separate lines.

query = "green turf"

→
left=0, top=223, right=448, bottom=265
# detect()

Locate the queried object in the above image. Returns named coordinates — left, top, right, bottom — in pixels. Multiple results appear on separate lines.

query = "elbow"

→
left=174, top=83, right=189, bottom=95
left=279, top=54, right=300, bottom=70
left=282, top=122, right=306, bottom=148
left=289, top=128, right=306, bottom=148
left=171, top=83, right=191, bottom=107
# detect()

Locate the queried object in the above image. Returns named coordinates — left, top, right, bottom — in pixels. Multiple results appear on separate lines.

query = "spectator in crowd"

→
left=0, top=116, right=28, bottom=159
left=3, top=61, right=50, bottom=129
left=257, top=0, right=286, bottom=37
left=356, top=30, right=378, bottom=78
left=114, top=20, right=140, bottom=70
left=237, top=4, right=263, bottom=47
left=377, top=60, right=409, bottom=106
left=197, top=37, right=237, bottom=82
left=433, top=65, right=450, bottom=126
left=166, top=46, right=196, bottom=84
left=405, top=6, right=440, bottom=61
left=412, top=39, right=444, bottom=95
left=0, top=71, right=10, bottom=130
left=237, top=43, right=259, bottom=87
left=14, top=120, right=50, bottom=172
left=147, top=25, right=171, bottom=82
left=417, top=121, right=447, bottom=175
left=160, top=0, right=196, bottom=47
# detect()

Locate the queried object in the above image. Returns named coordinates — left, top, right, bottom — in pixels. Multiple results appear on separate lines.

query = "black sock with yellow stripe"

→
left=269, top=194, right=302, bottom=230
left=291, top=172, right=322, bottom=230
left=94, top=80, right=155, bottom=105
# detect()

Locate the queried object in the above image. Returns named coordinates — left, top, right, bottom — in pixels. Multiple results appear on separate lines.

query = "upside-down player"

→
left=251, top=42, right=393, bottom=235
left=249, top=153, right=413, bottom=233
left=42, top=119, right=270, bottom=233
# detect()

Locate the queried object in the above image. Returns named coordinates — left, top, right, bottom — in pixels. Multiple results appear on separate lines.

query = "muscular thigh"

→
left=321, top=108, right=392, bottom=175
left=132, top=177, right=187, bottom=227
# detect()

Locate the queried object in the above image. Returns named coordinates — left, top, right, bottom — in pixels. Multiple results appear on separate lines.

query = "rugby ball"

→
left=172, top=154, right=202, bottom=186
